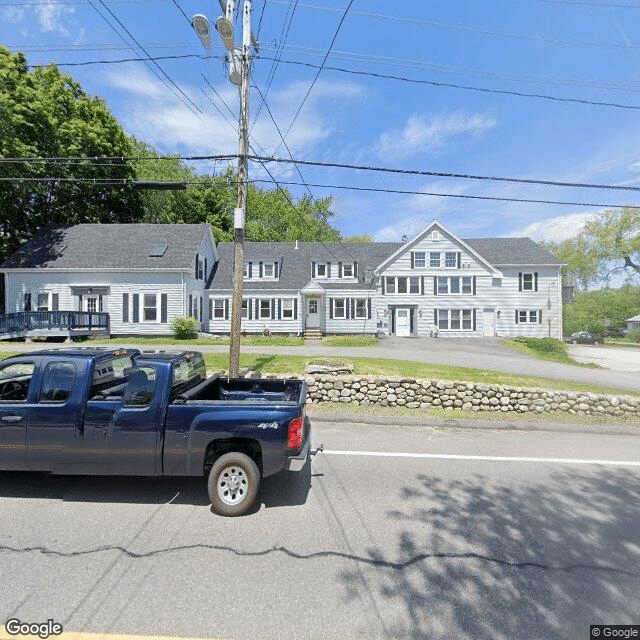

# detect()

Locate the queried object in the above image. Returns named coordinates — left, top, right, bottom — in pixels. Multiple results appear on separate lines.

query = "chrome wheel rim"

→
left=217, top=465, right=249, bottom=505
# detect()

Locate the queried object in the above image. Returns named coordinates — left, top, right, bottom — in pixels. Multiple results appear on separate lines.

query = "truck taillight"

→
left=287, top=417, right=303, bottom=449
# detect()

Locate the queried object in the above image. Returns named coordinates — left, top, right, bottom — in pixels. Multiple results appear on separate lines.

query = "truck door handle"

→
left=1, top=415, right=23, bottom=424
left=177, top=428, right=187, bottom=439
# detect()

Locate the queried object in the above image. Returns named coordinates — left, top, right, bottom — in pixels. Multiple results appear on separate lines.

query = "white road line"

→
left=322, top=450, right=640, bottom=467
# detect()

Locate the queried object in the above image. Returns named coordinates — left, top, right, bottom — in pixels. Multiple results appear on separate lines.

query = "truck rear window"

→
left=172, top=352, right=206, bottom=391
left=91, top=354, right=135, bottom=395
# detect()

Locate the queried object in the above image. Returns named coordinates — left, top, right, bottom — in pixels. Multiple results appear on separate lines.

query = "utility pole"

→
left=192, top=0, right=257, bottom=378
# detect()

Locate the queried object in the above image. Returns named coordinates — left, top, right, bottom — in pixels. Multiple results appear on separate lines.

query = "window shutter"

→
left=259, top=262, right=264, bottom=278
left=311, top=262, right=316, bottom=278
left=209, top=299, right=213, bottom=320
left=204, top=258, right=208, bottom=281
left=473, top=276, right=477, bottom=295
left=518, top=273, right=523, bottom=291
left=410, top=252, right=415, bottom=269
left=338, top=262, right=343, bottom=277
left=132, top=294, right=139, bottom=323
left=271, top=299, right=276, bottom=320
left=161, top=294, right=168, bottom=323
left=255, top=299, right=259, bottom=318
left=433, top=276, right=438, bottom=296
left=225, top=299, right=229, bottom=320
left=329, top=298, right=333, bottom=319
left=274, top=262, right=279, bottom=278
left=122, top=294, right=129, bottom=323
left=535, top=272, right=539, bottom=292
left=200, top=297, right=203, bottom=322
left=195, top=253, right=199, bottom=279
left=539, top=309, right=543, bottom=324
left=354, top=262, right=358, bottom=278
left=473, top=309, right=477, bottom=331
left=278, top=299, right=282, bottom=320
left=248, top=263, right=253, bottom=278
left=515, top=310, right=519, bottom=324
left=433, top=309, right=438, bottom=325
left=189, top=295, right=192, bottom=317
left=24, top=293, right=31, bottom=312
left=327, top=262, right=332, bottom=278
left=351, top=298, right=356, bottom=319
left=248, top=299, right=253, bottom=320
left=457, top=253, right=461, bottom=269
left=367, top=298, right=372, bottom=319
left=381, top=277, right=386, bottom=295
left=294, top=299, right=298, bottom=319
left=52, top=294, right=59, bottom=312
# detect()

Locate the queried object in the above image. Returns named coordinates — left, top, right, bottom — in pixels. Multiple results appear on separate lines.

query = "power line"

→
left=267, top=58, right=640, bottom=111
left=87, top=0, right=202, bottom=115
left=274, top=0, right=354, bottom=154
left=4, top=152, right=640, bottom=194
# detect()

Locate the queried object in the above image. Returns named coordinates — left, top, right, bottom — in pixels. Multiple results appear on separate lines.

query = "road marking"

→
left=322, top=450, right=640, bottom=467
left=0, top=630, right=224, bottom=640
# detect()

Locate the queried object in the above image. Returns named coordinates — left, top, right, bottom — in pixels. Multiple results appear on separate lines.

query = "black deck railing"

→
left=0, top=311, right=110, bottom=336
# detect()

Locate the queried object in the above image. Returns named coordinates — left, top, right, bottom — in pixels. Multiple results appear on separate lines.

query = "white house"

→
left=1, top=223, right=217, bottom=337
left=207, top=220, right=565, bottom=339
left=1, top=220, right=564, bottom=339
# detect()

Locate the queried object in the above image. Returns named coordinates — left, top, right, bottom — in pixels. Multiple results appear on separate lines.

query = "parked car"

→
left=602, top=328, right=628, bottom=338
left=566, top=332, right=604, bottom=344
left=0, top=347, right=311, bottom=516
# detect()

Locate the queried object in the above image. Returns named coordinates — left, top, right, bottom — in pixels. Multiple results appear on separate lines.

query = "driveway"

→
left=567, top=344, right=640, bottom=373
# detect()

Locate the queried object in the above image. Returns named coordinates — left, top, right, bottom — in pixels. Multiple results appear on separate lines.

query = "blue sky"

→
left=3, top=0, right=640, bottom=243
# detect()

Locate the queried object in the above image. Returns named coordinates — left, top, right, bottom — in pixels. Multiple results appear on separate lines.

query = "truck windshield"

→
left=172, top=352, right=206, bottom=391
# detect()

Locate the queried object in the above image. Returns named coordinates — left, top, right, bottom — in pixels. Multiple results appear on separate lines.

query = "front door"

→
left=396, top=308, right=411, bottom=337
left=306, top=297, right=321, bottom=329
left=483, top=308, right=495, bottom=336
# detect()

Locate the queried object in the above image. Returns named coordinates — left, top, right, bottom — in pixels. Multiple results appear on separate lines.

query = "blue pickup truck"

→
left=0, top=347, right=311, bottom=516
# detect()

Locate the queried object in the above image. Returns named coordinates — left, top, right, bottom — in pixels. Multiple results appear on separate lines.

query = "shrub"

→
left=511, top=337, right=568, bottom=358
left=170, top=316, right=198, bottom=339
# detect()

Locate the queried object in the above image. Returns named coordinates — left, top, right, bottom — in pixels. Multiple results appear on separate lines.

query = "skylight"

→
left=150, top=244, right=168, bottom=257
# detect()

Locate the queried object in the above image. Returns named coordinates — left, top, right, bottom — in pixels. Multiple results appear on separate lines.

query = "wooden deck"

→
left=0, top=311, right=110, bottom=341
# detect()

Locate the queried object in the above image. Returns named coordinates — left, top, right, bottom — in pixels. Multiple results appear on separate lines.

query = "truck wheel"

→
left=208, top=452, right=260, bottom=516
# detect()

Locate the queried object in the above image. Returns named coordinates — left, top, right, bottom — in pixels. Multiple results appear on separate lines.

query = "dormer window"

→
left=316, top=264, right=327, bottom=277
left=263, top=263, right=274, bottom=278
left=342, top=263, right=353, bottom=278
left=244, top=261, right=279, bottom=280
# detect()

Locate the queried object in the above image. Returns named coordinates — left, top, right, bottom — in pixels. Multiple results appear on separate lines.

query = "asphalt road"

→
left=1, top=419, right=639, bottom=640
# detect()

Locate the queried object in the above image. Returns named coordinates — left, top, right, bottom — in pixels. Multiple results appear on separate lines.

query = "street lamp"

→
left=192, top=0, right=256, bottom=378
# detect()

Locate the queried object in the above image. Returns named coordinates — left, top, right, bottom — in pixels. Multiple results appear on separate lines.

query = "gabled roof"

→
left=376, top=220, right=502, bottom=276
left=2, top=224, right=212, bottom=270
left=212, top=241, right=401, bottom=290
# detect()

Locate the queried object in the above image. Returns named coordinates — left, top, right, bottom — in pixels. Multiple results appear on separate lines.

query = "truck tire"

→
left=208, top=452, right=260, bottom=516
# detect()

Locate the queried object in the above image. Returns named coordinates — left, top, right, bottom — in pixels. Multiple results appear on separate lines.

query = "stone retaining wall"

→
left=287, top=374, right=640, bottom=418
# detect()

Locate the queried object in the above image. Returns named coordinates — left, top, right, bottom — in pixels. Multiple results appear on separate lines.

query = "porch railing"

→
left=0, top=311, right=110, bottom=336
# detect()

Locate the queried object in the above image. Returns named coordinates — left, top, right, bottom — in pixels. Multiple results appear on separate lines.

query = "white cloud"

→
left=512, top=212, right=597, bottom=242
left=2, top=1, right=77, bottom=37
left=375, top=111, right=496, bottom=161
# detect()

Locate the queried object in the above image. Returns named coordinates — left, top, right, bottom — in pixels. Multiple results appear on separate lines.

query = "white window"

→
left=282, top=299, right=294, bottom=319
left=342, top=264, right=353, bottom=277
left=386, top=276, right=396, bottom=294
left=450, top=278, right=460, bottom=294
left=445, top=252, right=457, bottom=268
left=316, top=263, right=327, bottom=277
left=259, top=299, right=271, bottom=319
left=414, top=252, right=426, bottom=268
left=213, top=300, right=225, bottom=319
left=436, top=309, right=473, bottom=331
left=522, top=273, right=535, bottom=291
left=243, top=263, right=249, bottom=278
left=430, top=252, right=440, bottom=268
left=263, top=263, right=274, bottom=278
left=355, top=299, right=367, bottom=318
left=397, top=277, right=408, bottom=294
left=518, top=310, right=539, bottom=323
left=241, top=300, right=248, bottom=319
left=333, top=299, right=346, bottom=318
left=143, top=294, right=158, bottom=321
left=37, top=293, right=49, bottom=311
left=437, top=277, right=449, bottom=295
left=462, top=277, right=473, bottom=294
left=409, top=277, right=420, bottom=294
left=86, top=297, right=98, bottom=313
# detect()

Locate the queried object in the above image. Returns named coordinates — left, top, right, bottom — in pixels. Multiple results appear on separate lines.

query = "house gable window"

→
left=445, top=252, right=459, bottom=268
left=341, top=263, right=354, bottom=278
left=384, top=276, right=421, bottom=295
left=430, top=252, right=441, bottom=268
left=434, top=276, right=476, bottom=295
left=244, top=261, right=279, bottom=280
left=413, top=252, right=426, bottom=268
left=519, top=272, right=539, bottom=292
